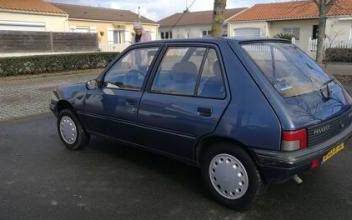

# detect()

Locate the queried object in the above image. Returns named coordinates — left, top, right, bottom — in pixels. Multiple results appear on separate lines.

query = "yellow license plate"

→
left=322, top=143, right=345, bottom=163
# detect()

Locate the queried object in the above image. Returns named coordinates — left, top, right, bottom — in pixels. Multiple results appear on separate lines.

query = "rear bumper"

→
left=252, top=122, right=352, bottom=183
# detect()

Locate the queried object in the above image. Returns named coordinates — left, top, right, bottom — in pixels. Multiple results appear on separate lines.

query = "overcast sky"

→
left=49, top=0, right=287, bottom=21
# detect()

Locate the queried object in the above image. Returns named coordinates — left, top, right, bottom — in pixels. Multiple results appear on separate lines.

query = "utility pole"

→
left=211, top=0, right=227, bottom=37
left=137, top=6, right=141, bottom=22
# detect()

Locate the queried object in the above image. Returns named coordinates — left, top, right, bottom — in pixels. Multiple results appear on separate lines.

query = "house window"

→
left=113, top=30, right=124, bottom=44
left=161, top=31, right=172, bottom=39
left=283, top=27, right=300, bottom=40
left=202, top=30, right=210, bottom=37
left=108, top=29, right=125, bottom=44
left=312, top=25, right=319, bottom=39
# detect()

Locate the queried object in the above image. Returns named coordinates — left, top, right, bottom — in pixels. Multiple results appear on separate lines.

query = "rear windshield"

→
left=241, top=42, right=331, bottom=97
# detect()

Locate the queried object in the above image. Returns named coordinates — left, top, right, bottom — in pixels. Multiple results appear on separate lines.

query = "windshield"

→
left=241, top=42, right=331, bottom=97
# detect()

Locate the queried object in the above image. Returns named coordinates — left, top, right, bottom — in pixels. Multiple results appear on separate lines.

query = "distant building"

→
left=0, top=0, right=68, bottom=32
left=158, top=8, right=246, bottom=39
left=227, top=0, right=352, bottom=56
left=53, top=3, right=159, bottom=52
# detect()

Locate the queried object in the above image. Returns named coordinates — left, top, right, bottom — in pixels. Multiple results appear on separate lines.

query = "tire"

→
left=201, top=143, right=262, bottom=210
left=57, top=109, right=89, bottom=150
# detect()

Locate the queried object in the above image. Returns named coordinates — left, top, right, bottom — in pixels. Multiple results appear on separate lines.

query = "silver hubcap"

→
left=209, top=153, right=249, bottom=200
left=59, top=116, right=77, bottom=145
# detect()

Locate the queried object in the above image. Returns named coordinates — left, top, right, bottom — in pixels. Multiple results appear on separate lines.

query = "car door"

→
left=137, top=44, right=230, bottom=159
left=83, top=46, right=160, bottom=142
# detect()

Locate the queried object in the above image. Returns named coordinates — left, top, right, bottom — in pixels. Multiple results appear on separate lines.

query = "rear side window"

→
left=151, top=47, right=206, bottom=96
left=197, top=49, right=225, bottom=99
left=241, top=42, right=331, bottom=97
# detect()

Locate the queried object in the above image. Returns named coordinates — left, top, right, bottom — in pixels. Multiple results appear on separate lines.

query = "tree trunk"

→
left=316, top=0, right=327, bottom=64
left=211, top=0, right=227, bottom=37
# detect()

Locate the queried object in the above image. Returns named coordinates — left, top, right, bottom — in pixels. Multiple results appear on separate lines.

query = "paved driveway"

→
left=0, top=114, right=352, bottom=220
left=0, top=70, right=101, bottom=121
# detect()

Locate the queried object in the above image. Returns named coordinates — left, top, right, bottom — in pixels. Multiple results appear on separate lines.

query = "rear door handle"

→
left=197, top=107, right=212, bottom=117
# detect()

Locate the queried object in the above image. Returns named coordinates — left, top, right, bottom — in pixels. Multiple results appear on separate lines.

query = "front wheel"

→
left=57, top=109, right=89, bottom=150
left=201, top=143, right=262, bottom=210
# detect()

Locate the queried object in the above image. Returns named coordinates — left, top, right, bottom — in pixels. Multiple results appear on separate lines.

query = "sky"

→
left=49, top=0, right=287, bottom=21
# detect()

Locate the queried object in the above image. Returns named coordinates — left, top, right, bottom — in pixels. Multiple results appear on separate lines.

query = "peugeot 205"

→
left=50, top=38, right=352, bottom=209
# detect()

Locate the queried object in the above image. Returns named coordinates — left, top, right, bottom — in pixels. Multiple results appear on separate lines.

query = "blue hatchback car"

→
left=50, top=38, right=352, bottom=209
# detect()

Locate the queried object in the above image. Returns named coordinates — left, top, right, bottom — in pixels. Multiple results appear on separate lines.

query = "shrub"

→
left=0, top=52, right=120, bottom=77
left=325, top=48, right=352, bottom=63
left=274, top=33, right=295, bottom=41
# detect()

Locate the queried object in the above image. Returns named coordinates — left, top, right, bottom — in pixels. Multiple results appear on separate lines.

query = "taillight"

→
left=281, top=129, right=307, bottom=151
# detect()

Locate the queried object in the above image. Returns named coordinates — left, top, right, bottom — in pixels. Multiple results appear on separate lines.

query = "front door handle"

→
left=126, top=98, right=137, bottom=113
left=197, top=107, right=212, bottom=117
left=126, top=98, right=137, bottom=105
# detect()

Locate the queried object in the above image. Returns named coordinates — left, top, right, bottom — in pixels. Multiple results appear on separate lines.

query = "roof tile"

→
left=53, top=3, right=156, bottom=24
left=159, top=8, right=246, bottom=28
left=230, top=0, right=352, bottom=22
left=0, top=0, right=66, bottom=14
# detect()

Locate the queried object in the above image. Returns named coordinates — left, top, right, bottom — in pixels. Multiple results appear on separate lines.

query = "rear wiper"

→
left=320, top=79, right=335, bottom=100
left=322, top=78, right=335, bottom=87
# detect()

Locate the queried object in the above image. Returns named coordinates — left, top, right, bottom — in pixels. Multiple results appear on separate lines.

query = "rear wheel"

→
left=57, top=109, right=89, bottom=150
left=201, top=143, right=262, bottom=210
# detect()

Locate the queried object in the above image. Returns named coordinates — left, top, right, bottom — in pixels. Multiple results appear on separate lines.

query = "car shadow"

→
left=86, top=135, right=206, bottom=197
left=83, top=135, right=352, bottom=218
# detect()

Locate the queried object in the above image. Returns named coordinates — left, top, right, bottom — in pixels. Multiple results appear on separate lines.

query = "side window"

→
left=151, top=47, right=206, bottom=96
left=104, top=47, right=159, bottom=90
left=197, top=49, right=225, bottom=99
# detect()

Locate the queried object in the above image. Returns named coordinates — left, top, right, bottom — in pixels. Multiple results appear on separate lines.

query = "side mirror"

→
left=86, top=79, right=99, bottom=90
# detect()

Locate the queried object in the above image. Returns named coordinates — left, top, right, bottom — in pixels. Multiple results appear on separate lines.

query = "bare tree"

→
left=313, top=0, right=335, bottom=64
left=211, top=0, right=227, bottom=37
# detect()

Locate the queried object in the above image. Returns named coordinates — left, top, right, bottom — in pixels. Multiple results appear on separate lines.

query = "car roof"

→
left=133, top=37, right=290, bottom=46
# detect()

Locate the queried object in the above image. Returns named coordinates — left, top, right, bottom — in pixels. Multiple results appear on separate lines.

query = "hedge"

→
left=0, top=52, right=120, bottom=77
left=325, top=48, right=352, bottom=63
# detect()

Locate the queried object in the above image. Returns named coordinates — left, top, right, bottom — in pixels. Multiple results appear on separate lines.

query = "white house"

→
left=53, top=3, right=159, bottom=52
left=158, top=8, right=246, bottom=39
left=227, top=0, right=352, bottom=57
left=0, top=0, right=68, bottom=32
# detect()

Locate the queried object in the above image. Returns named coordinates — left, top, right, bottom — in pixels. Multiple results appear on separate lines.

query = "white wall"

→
left=160, top=25, right=211, bottom=39
left=0, top=11, right=68, bottom=32
left=326, top=17, right=352, bottom=43
left=269, top=19, right=318, bottom=54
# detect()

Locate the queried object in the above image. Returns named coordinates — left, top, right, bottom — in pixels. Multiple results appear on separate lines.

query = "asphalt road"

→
left=1, top=114, right=352, bottom=220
